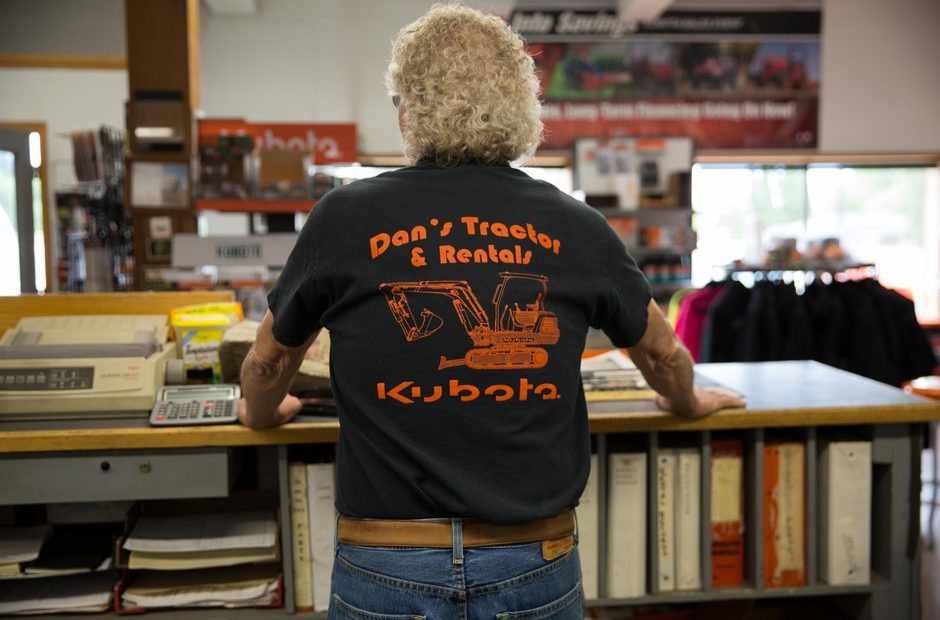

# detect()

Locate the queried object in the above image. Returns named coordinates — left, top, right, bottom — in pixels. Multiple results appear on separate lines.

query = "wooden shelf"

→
left=194, top=199, right=316, bottom=213
left=591, top=578, right=883, bottom=607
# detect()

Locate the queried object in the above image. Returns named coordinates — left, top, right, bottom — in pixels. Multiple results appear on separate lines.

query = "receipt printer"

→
left=0, top=315, right=177, bottom=420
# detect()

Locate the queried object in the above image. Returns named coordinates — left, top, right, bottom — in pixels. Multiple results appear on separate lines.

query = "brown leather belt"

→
left=337, top=509, right=575, bottom=548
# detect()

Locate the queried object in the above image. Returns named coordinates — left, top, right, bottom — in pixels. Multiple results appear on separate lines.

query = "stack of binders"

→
left=288, top=460, right=337, bottom=613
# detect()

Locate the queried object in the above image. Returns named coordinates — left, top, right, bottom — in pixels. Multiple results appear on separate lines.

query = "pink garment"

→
left=674, top=284, right=725, bottom=362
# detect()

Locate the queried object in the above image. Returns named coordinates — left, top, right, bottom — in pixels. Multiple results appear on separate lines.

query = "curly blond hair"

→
left=386, top=4, right=543, bottom=167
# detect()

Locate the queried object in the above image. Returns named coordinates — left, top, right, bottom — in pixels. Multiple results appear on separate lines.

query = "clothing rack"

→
left=712, top=262, right=877, bottom=294
left=673, top=267, right=935, bottom=387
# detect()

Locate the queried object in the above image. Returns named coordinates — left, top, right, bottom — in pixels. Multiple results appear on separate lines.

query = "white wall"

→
left=199, top=0, right=354, bottom=124
left=819, top=0, right=940, bottom=152
left=198, top=0, right=511, bottom=154
left=1, top=0, right=938, bottom=187
left=0, top=68, right=127, bottom=192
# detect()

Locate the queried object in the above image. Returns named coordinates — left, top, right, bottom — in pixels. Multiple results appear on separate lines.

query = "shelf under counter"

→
left=590, top=574, right=887, bottom=607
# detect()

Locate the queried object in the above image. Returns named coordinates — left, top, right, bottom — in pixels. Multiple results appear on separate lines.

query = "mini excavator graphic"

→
left=379, top=272, right=560, bottom=370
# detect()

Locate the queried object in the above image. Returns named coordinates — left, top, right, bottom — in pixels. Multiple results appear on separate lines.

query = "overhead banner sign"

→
left=198, top=120, right=358, bottom=164
left=511, top=10, right=821, bottom=150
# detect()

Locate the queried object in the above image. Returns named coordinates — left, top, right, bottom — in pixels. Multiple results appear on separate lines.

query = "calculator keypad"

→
left=150, top=397, right=238, bottom=426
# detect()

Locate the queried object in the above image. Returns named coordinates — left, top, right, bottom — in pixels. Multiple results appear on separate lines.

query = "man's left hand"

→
left=238, top=394, right=303, bottom=428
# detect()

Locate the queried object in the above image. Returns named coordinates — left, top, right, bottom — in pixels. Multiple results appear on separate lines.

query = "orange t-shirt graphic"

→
left=380, top=272, right=559, bottom=371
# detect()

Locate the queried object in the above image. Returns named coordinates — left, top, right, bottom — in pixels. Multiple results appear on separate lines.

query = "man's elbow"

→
left=241, top=345, right=289, bottom=380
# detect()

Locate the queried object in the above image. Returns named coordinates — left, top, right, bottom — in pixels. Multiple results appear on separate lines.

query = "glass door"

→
left=0, top=128, right=35, bottom=294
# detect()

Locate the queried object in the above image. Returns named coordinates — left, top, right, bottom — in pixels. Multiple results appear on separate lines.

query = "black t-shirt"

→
left=267, top=161, right=651, bottom=524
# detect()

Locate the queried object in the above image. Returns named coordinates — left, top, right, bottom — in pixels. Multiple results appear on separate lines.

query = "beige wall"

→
left=818, top=0, right=940, bottom=152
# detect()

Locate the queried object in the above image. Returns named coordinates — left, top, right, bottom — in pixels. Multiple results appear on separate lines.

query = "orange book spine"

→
left=763, top=442, right=807, bottom=588
left=710, top=439, right=744, bottom=588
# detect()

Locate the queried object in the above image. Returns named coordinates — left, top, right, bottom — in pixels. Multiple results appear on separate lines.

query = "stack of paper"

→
left=122, top=564, right=280, bottom=609
left=25, top=524, right=117, bottom=575
left=121, top=510, right=280, bottom=610
left=124, top=511, right=278, bottom=570
left=0, top=572, right=113, bottom=615
left=581, top=350, right=654, bottom=401
left=0, top=525, right=50, bottom=576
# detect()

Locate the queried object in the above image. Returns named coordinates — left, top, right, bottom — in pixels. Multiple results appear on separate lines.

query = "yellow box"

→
left=170, top=302, right=243, bottom=383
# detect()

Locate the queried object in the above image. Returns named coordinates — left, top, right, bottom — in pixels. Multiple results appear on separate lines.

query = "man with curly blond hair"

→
left=240, top=4, right=743, bottom=618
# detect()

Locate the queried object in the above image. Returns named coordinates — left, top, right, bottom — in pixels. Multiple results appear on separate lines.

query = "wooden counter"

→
left=1, top=361, right=938, bottom=454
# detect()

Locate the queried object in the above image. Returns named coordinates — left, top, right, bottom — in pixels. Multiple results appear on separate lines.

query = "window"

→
left=692, top=163, right=940, bottom=321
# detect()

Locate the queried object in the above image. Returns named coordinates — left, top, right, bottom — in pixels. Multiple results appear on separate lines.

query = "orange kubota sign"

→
left=198, top=119, right=358, bottom=164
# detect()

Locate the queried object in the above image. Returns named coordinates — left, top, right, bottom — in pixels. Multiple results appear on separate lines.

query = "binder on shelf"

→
left=607, top=452, right=647, bottom=598
left=710, top=439, right=744, bottom=588
left=675, top=448, right=702, bottom=591
left=820, top=440, right=872, bottom=585
left=577, top=453, right=600, bottom=599
left=656, top=450, right=677, bottom=592
left=288, top=462, right=313, bottom=610
left=307, top=462, right=336, bottom=612
left=763, top=442, right=806, bottom=588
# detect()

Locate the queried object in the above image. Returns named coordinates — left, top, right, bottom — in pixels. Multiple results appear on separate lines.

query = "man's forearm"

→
left=239, top=311, right=316, bottom=429
left=630, top=340, right=698, bottom=417
left=239, top=345, right=304, bottom=428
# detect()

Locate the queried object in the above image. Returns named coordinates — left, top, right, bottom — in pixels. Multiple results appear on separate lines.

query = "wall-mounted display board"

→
left=512, top=9, right=821, bottom=150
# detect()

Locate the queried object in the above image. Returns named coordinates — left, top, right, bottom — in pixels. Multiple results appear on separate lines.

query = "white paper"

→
left=580, top=349, right=636, bottom=372
left=131, top=162, right=164, bottom=207
left=123, top=580, right=277, bottom=607
left=0, top=572, right=113, bottom=614
left=123, top=511, right=277, bottom=553
left=128, top=546, right=278, bottom=570
left=711, top=457, right=742, bottom=524
left=121, top=564, right=279, bottom=608
left=0, top=526, right=50, bottom=564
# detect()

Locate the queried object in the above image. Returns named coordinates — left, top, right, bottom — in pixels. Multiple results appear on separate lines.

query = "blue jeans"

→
left=327, top=519, right=584, bottom=619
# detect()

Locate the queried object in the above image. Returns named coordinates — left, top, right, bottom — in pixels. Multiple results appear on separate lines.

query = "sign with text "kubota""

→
left=198, top=119, right=358, bottom=164
left=172, top=233, right=298, bottom=268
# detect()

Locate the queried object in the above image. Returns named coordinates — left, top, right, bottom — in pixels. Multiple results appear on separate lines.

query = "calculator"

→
left=149, top=384, right=241, bottom=426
